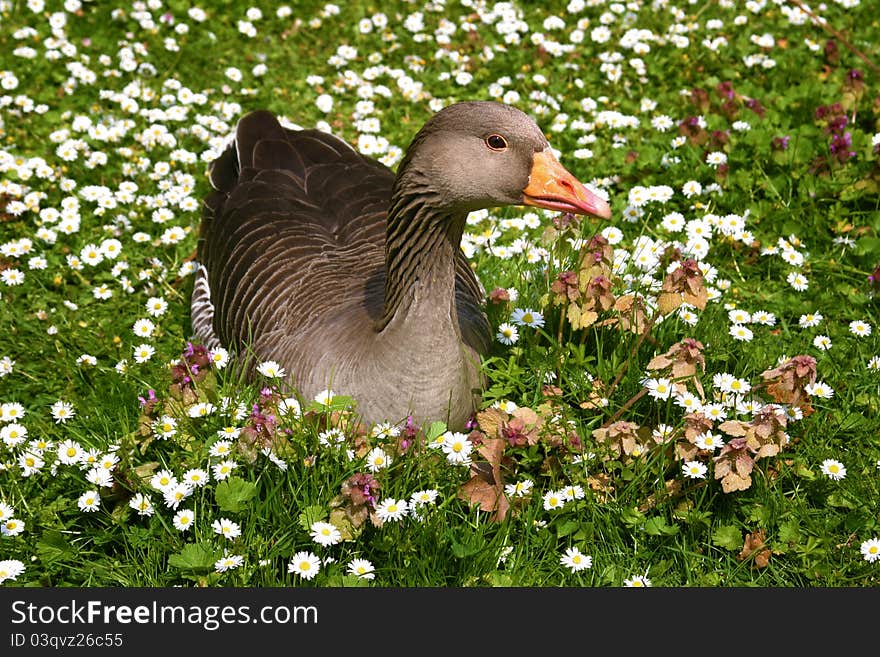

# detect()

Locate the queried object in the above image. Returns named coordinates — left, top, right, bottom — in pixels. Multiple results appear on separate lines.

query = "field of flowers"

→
left=1, top=0, right=879, bottom=587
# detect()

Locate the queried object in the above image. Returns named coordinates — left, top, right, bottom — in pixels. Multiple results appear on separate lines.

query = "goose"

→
left=191, top=101, right=611, bottom=430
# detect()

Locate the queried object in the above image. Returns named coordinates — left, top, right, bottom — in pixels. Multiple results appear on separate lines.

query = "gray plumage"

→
left=193, top=102, right=572, bottom=429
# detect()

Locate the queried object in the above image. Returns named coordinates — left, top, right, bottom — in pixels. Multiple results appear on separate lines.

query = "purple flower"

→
left=772, top=135, right=790, bottom=151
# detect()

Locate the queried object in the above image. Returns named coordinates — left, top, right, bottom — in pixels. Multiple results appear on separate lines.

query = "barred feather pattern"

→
left=193, top=110, right=490, bottom=428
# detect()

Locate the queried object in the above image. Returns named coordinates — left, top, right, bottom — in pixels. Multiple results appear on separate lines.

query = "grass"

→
left=1, top=0, right=879, bottom=588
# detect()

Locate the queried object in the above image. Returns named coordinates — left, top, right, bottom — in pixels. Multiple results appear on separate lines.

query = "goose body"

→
left=193, top=101, right=610, bottom=429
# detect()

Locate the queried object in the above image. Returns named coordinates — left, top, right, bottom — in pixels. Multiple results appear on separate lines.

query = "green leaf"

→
left=681, top=510, right=712, bottom=532
left=777, top=520, right=801, bottom=547
left=826, top=493, right=855, bottom=510
left=36, top=530, right=76, bottom=564
left=425, top=421, right=447, bottom=443
left=297, top=505, right=327, bottom=532
left=644, top=516, right=679, bottom=536
left=712, top=525, right=743, bottom=551
left=620, top=507, right=645, bottom=529
left=323, top=574, right=371, bottom=587
left=168, top=542, right=219, bottom=573
left=214, top=476, right=258, bottom=513
left=555, top=519, right=579, bottom=538
left=485, top=571, right=515, bottom=587
left=451, top=540, right=481, bottom=559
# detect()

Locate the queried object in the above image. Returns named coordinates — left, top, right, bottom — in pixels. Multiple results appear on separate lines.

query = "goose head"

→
left=394, top=100, right=612, bottom=220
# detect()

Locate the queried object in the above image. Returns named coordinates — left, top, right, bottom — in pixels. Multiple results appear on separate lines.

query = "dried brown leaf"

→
left=476, top=407, right=507, bottom=439
left=720, top=471, right=752, bottom=493
left=657, top=291, right=683, bottom=315
left=738, top=530, right=771, bottom=568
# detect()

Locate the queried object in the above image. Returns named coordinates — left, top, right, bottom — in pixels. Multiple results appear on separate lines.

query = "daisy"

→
left=347, top=558, right=376, bottom=580
left=132, top=318, right=155, bottom=338
left=310, top=521, right=342, bottom=546
left=410, top=489, right=439, bottom=507
left=510, top=308, right=545, bottom=329
left=441, top=431, right=473, bottom=465
left=374, top=497, right=408, bottom=522
left=729, top=324, right=754, bottom=341
left=560, top=546, right=592, bottom=573
left=727, top=309, right=751, bottom=324
left=624, top=574, right=652, bottom=587
left=183, top=468, right=210, bottom=487
left=1, top=268, right=25, bottom=285
left=212, top=518, right=242, bottom=541
left=145, top=296, right=168, bottom=317
left=187, top=402, right=215, bottom=418
left=364, top=446, right=391, bottom=472
left=0, top=401, right=25, bottom=422
left=2, top=518, right=24, bottom=537
left=318, top=428, right=345, bottom=448
left=869, top=355, right=880, bottom=371
left=861, top=538, right=880, bottom=563
left=128, top=493, right=155, bottom=517
left=0, top=559, right=25, bottom=583
left=209, top=347, right=229, bottom=369
left=787, top=272, right=809, bottom=291
left=504, top=479, right=534, bottom=498
left=152, top=415, right=177, bottom=439
left=798, top=312, right=823, bottom=328
left=0, top=503, right=14, bottom=521
left=682, top=460, right=708, bottom=479
left=212, top=460, right=238, bottom=480
left=643, top=377, right=673, bottom=400
left=812, top=335, right=832, bottom=351
left=215, top=554, right=244, bottom=572
left=277, top=397, right=301, bottom=418
left=256, top=360, right=285, bottom=378
left=674, top=391, right=702, bottom=412
left=18, top=451, right=44, bottom=476
left=496, top=322, right=519, bottom=345
left=150, top=469, right=177, bottom=492
left=50, top=400, right=75, bottom=423
left=728, top=378, right=752, bottom=395
left=210, top=439, right=235, bottom=456
left=370, top=421, right=400, bottom=440
left=93, top=284, right=113, bottom=300
left=164, top=483, right=193, bottom=509
left=288, top=551, right=321, bottom=580
left=56, top=439, right=83, bottom=465
left=560, top=484, right=585, bottom=501
left=86, top=466, right=113, bottom=488
left=1, top=423, right=26, bottom=448
left=133, top=344, right=156, bottom=363
left=172, top=509, right=195, bottom=531
left=542, top=490, right=565, bottom=510
left=701, top=403, right=727, bottom=422
left=805, top=381, right=834, bottom=399
left=653, top=424, right=676, bottom=443
left=694, top=431, right=725, bottom=451
left=849, top=320, right=872, bottom=337
left=77, top=490, right=101, bottom=512
left=0, top=356, right=14, bottom=377
left=751, top=310, right=776, bottom=326
left=313, top=389, right=336, bottom=405
left=820, top=459, right=846, bottom=480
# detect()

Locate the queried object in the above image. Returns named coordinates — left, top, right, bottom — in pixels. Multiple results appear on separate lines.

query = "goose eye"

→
left=485, top=134, right=508, bottom=151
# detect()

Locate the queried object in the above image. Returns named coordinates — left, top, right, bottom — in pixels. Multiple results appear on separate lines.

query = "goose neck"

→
left=380, top=187, right=466, bottom=329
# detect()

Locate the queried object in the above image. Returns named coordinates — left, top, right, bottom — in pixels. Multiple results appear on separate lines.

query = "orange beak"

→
left=522, top=149, right=612, bottom=220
